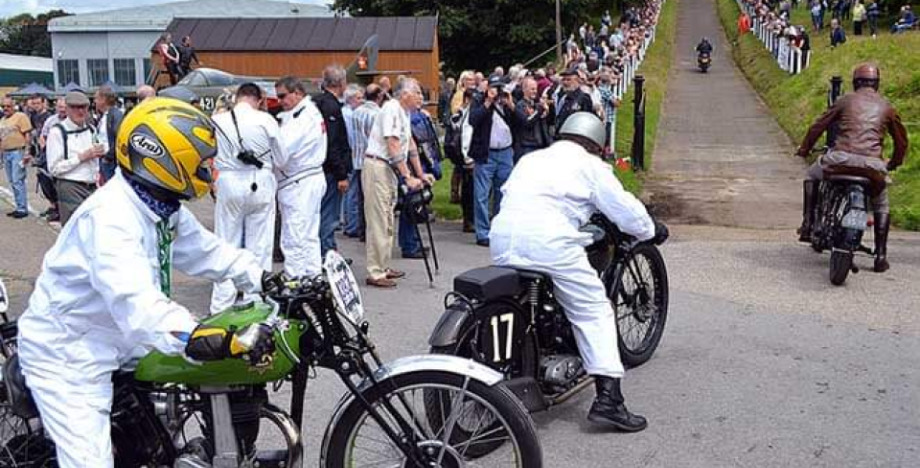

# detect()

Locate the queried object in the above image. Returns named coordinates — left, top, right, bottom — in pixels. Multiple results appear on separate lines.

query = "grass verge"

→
left=716, top=0, right=920, bottom=229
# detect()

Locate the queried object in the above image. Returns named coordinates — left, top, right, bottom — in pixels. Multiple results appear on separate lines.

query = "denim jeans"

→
left=320, top=173, right=343, bottom=256
left=343, top=170, right=364, bottom=237
left=2, top=150, right=28, bottom=213
left=473, top=147, right=514, bottom=242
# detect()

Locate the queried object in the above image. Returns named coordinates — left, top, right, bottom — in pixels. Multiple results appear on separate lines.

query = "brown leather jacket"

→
left=797, top=88, right=908, bottom=169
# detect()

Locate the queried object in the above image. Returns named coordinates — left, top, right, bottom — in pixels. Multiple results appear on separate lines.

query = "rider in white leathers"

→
left=490, top=112, right=668, bottom=432
left=17, top=98, right=280, bottom=467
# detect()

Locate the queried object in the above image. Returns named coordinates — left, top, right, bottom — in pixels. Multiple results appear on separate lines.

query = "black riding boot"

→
left=587, top=376, right=648, bottom=432
left=873, top=212, right=890, bottom=272
left=798, top=180, right=818, bottom=243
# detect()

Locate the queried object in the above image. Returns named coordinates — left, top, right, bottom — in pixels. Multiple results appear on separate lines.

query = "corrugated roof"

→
left=0, top=53, right=53, bottom=73
left=166, top=16, right=437, bottom=52
left=49, top=0, right=336, bottom=33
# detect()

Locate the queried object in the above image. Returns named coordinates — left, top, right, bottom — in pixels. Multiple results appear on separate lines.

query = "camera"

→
left=237, top=149, right=263, bottom=169
left=399, top=184, right=434, bottom=225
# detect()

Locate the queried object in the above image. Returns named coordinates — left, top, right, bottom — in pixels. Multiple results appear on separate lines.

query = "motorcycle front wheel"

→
left=609, top=243, right=669, bottom=368
left=324, top=370, right=542, bottom=468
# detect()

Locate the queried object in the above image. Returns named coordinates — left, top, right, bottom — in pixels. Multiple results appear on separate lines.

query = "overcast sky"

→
left=0, top=0, right=331, bottom=18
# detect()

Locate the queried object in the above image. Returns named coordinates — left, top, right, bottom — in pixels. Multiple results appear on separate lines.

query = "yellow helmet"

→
left=117, top=97, right=217, bottom=200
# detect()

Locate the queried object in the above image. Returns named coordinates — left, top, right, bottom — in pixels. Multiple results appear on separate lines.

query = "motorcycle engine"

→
left=539, top=355, right=585, bottom=394
left=200, top=385, right=267, bottom=457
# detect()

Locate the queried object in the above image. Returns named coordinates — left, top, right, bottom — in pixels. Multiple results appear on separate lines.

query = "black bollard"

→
left=826, top=75, right=843, bottom=147
left=631, top=75, right=646, bottom=171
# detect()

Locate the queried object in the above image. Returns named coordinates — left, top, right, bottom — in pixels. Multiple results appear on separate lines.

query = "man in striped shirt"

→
left=345, top=84, right=385, bottom=241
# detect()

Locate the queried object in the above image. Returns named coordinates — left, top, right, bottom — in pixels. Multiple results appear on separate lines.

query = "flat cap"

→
left=64, top=91, right=89, bottom=106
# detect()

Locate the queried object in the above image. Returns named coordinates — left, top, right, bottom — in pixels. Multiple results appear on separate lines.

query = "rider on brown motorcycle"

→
left=795, top=63, right=908, bottom=272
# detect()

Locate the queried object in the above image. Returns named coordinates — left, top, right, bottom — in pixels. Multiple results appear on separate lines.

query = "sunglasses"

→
left=276, top=92, right=289, bottom=100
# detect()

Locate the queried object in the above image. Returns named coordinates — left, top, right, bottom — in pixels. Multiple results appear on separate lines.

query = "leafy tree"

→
left=0, top=9, right=70, bottom=57
left=333, top=0, right=604, bottom=75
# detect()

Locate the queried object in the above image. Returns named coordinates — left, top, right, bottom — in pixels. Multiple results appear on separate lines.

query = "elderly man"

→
left=346, top=84, right=385, bottom=242
left=468, top=74, right=516, bottom=246
left=209, top=83, right=284, bottom=314
left=342, top=84, right=365, bottom=239
left=363, top=78, right=432, bottom=288
left=45, top=92, right=104, bottom=225
left=1, top=97, right=33, bottom=218
left=553, top=67, right=595, bottom=134
left=274, top=76, right=327, bottom=277
left=514, top=76, right=552, bottom=162
left=313, top=65, right=353, bottom=258
left=94, top=85, right=124, bottom=183
left=137, top=85, right=157, bottom=102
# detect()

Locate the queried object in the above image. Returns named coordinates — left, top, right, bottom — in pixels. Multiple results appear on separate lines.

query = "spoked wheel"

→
left=324, top=371, right=541, bottom=468
left=609, top=243, right=669, bottom=368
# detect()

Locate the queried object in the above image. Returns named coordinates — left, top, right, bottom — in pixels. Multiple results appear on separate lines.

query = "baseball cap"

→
left=64, top=91, right=90, bottom=107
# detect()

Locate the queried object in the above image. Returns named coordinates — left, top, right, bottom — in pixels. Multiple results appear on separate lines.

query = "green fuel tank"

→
left=134, top=302, right=305, bottom=385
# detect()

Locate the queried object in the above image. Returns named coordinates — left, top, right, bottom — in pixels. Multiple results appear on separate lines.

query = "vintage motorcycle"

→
left=427, top=214, right=668, bottom=415
left=805, top=174, right=875, bottom=285
left=0, top=252, right=542, bottom=467
left=698, top=52, right=712, bottom=72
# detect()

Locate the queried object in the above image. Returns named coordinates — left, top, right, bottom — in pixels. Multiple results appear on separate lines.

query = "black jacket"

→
left=513, top=99, right=551, bottom=154
left=554, top=89, right=594, bottom=135
left=103, top=107, right=124, bottom=163
left=468, top=95, right=515, bottom=163
left=313, top=90, right=353, bottom=182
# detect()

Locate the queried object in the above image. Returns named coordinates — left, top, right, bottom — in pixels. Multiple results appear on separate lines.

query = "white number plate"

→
left=323, top=251, right=365, bottom=325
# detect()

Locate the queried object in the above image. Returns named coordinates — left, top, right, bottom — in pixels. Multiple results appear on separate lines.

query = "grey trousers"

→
left=56, top=179, right=96, bottom=225
left=805, top=150, right=889, bottom=213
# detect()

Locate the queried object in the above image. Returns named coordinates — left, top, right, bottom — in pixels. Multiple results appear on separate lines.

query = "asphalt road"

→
left=1, top=0, right=919, bottom=465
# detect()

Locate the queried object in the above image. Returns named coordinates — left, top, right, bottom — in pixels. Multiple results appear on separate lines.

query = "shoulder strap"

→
left=230, top=109, right=246, bottom=152
left=55, top=123, right=68, bottom=160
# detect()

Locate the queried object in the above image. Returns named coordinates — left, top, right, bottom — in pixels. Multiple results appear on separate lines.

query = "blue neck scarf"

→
left=127, top=177, right=180, bottom=220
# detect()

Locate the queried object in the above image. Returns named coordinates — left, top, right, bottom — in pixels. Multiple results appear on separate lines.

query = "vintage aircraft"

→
left=156, top=34, right=414, bottom=114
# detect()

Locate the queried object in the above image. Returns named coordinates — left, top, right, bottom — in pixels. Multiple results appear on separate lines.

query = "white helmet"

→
left=558, top=112, right=606, bottom=155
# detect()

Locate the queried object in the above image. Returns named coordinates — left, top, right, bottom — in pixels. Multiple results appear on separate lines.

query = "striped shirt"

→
left=351, top=101, right=380, bottom=170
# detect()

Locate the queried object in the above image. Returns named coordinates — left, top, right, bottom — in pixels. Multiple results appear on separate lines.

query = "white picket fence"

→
left=738, top=1, right=809, bottom=74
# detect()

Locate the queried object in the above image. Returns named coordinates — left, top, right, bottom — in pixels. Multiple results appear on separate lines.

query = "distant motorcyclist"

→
left=17, top=97, right=281, bottom=467
left=696, top=37, right=714, bottom=55
left=489, top=112, right=669, bottom=432
left=795, top=64, right=908, bottom=272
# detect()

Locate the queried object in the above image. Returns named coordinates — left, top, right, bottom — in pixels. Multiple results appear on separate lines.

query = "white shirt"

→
left=276, top=96, right=327, bottom=187
left=17, top=173, right=264, bottom=382
left=489, top=108, right=513, bottom=150
left=213, top=101, right=283, bottom=172
left=45, top=117, right=98, bottom=183
left=365, top=99, right=411, bottom=164
left=490, top=140, right=655, bottom=265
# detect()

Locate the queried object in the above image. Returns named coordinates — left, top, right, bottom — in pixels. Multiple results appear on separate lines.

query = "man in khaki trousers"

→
left=362, top=78, right=433, bottom=288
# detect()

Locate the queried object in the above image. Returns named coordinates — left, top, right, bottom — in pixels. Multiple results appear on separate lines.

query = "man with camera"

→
left=45, top=91, right=103, bottom=225
left=363, top=78, right=433, bottom=288
left=209, top=83, right=284, bottom=314
left=468, top=74, right=516, bottom=247
left=514, top=76, right=552, bottom=162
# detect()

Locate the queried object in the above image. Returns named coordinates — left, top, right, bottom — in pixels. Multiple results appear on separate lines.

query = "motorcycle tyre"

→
left=610, top=243, right=669, bottom=368
left=325, top=370, right=542, bottom=468
left=829, top=250, right=853, bottom=286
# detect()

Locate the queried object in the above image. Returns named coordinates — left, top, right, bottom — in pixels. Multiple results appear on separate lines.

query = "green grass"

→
left=430, top=0, right=679, bottom=219
left=717, top=0, right=920, bottom=229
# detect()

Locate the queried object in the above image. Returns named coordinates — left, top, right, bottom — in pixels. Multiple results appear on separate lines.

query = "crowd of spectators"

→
left=437, top=0, right=663, bottom=244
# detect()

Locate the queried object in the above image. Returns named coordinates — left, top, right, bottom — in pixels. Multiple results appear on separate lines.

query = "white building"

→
left=48, top=0, right=336, bottom=92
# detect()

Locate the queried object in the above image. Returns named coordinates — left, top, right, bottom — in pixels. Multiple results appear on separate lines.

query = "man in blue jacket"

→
left=468, top=74, right=516, bottom=247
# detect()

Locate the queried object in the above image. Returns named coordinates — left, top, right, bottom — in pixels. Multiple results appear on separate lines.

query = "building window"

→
left=143, top=59, right=153, bottom=85
left=114, top=59, right=136, bottom=87
left=57, top=59, right=79, bottom=87
left=87, top=59, right=109, bottom=87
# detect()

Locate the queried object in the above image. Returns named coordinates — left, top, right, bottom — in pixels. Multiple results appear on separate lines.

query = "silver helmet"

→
left=558, top=112, right=606, bottom=155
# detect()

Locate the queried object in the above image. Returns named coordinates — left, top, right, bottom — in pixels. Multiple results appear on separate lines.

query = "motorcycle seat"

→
left=2, top=354, right=40, bottom=420
left=825, top=174, right=871, bottom=186
left=454, top=267, right=522, bottom=301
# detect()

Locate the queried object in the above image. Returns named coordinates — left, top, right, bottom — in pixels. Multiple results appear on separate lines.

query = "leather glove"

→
left=652, top=220, right=670, bottom=245
left=185, top=323, right=275, bottom=365
left=261, top=270, right=290, bottom=295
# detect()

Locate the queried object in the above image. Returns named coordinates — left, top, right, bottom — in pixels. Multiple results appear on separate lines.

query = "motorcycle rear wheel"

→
left=829, top=250, right=853, bottom=286
left=610, top=244, right=669, bottom=368
left=325, top=370, right=541, bottom=468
